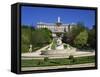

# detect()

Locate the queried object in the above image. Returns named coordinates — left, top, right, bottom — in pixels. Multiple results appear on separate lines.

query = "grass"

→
left=21, top=56, right=95, bottom=67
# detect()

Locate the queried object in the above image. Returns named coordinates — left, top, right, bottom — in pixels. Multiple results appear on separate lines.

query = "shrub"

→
left=21, top=44, right=29, bottom=53
left=68, top=55, right=76, bottom=63
left=74, top=30, right=88, bottom=48
left=44, top=57, right=49, bottom=62
left=72, top=58, right=76, bottom=63
left=51, top=40, right=56, bottom=50
left=64, top=44, right=67, bottom=49
left=69, top=55, right=74, bottom=60
left=37, top=60, right=43, bottom=65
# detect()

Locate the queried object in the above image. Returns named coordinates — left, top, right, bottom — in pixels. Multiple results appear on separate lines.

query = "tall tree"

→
left=32, top=28, right=52, bottom=46
left=74, top=30, right=88, bottom=48
left=87, top=25, right=96, bottom=49
left=62, top=22, right=87, bottom=45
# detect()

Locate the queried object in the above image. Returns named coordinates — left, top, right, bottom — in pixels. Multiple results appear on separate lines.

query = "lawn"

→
left=21, top=56, right=95, bottom=67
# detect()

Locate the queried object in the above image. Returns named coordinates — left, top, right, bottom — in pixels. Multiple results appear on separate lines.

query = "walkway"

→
left=22, top=51, right=95, bottom=60
left=21, top=63, right=95, bottom=71
left=22, top=44, right=51, bottom=56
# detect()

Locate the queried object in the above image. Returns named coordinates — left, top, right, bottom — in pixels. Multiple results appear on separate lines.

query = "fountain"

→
left=40, top=16, right=75, bottom=55
left=22, top=17, right=95, bottom=58
left=56, top=37, right=64, bottom=50
left=41, top=33, right=73, bottom=55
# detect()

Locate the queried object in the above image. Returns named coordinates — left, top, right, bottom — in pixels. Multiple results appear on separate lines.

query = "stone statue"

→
left=56, top=37, right=62, bottom=46
left=56, top=37, right=64, bottom=50
left=29, top=44, right=32, bottom=53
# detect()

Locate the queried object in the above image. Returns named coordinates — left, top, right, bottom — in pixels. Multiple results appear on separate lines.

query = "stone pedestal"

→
left=41, top=49, right=67, bottom=55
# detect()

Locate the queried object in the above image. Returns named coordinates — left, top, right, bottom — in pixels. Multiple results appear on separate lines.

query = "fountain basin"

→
left=41, top=48, right=76, bottom=55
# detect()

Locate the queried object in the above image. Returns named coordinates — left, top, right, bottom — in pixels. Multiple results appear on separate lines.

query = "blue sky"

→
left=21, top=6, right=95, bottom=28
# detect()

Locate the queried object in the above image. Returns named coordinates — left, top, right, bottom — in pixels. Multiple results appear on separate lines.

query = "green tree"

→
left=44, top=57, right=49, bottom=62
left=87, top=26, right=96, bottom=49
left=32, top=28, right=52, bottom=47
left=71, top=22, right=87, bottom=39
left=62, top=22, right=87, bottom=45
left=74, top=30, right=88, bottom=48
left=21, top=26, right=33, bottom=53
left=51, top=39, right=56, bottom=50
left=21, top=26, right=52, bottom=53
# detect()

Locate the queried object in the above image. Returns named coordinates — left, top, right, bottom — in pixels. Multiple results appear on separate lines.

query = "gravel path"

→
left=21, top=44, right=95, bottom=60
left=22, top=51, right=95, bottom=60
left=22, top=44, right=51, bottom=56
left=21, top=63, right=95, bottom=71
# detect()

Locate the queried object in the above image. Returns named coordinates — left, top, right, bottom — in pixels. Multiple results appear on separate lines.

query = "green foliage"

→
left=22, top=56, right=95, bottom=67
left=62, top=22, right=87, bottom=45
left=56, top=32, right=62, bottom=37
left=21, top=26, right=52, bottom=53
left=71, top=22, right=87, bottom=38
left=37, top=60, right=43, bottom=65
left=32, top=28, right=52, bottom=46
left=64, top=44, right=67, bottom=49
left=21, top=26, right=32, bottom=53
left=21, top=26, right=31, bottom=44
left=88, top=28, right=96, bottom=49
left=21, top=44, right=29, bottom=53
left=74, top=30, right=88, bottom=48
left=68, top=55, right=75, bottom=63
left=44, top=57, right=49, bottom=62
left=62, top=32, right=69, bottom=43
left=69, top=55, right=74, bottom=60
left=51, top=40, right=56, bottom=50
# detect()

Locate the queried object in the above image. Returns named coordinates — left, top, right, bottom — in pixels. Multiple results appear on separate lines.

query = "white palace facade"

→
left=36, top=17, right=76, bottom=33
